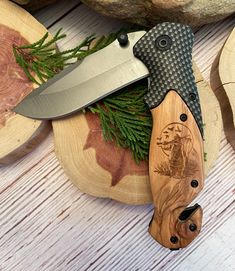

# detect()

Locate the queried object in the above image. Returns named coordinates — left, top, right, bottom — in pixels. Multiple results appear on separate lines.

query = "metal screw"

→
left=170, top=236, right=178, bottom=244
left=159, top=39, right=167, bottom=47
left=189, top=93, right=196, bottom=101
left=155, top=35, right=172, bottom=51
left=189, top=223, right=197, bottom=232
left=180, top=113, right=187, bottom=122
left=191, top=180, right=198, bottom=188
left=117, top=33, right=129, bottom=46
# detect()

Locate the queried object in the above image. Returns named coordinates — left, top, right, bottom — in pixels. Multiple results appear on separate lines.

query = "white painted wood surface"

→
left=0, top=1, right=235, bottom=270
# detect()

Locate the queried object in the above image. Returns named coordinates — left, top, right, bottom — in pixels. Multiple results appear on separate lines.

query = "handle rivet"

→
left=180, top=113, right=187, bottom=122
left=189, top=223, right=197, bottom=232
left=170, top=236, right=178, bottom=244
left=189, top=93, right=196, bottom=101
left=191, top=180, right=198, bottom=188
left=117, top=33, right=129, bottom=46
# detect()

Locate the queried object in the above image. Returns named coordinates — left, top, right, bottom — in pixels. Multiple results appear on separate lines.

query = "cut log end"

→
left=0, top=0, right=51, bottom=165
left=211, top=28, right=235, bottom=149
left=53, top=62, right=222, bottom=205
left=0, top=24, right=34, bottom=126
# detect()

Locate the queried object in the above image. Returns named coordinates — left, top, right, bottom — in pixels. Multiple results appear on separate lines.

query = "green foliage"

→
left=13, top=28, right=97, bottom=85
left=13, top=28, right=151, bottom=164
left=89, top=81, right=152, bottom=163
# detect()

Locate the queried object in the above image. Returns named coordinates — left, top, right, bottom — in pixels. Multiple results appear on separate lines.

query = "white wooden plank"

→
left=33, top=0, right=81, bottom=29
left=48, top=4, right=127, bottom=50
left=166, top=205, right=235, bottom=271
left=0, top=4, right=235, bottom=271
left=0, top=133, right=54, bottom=195
left=193, top=17, right=235, bottom=80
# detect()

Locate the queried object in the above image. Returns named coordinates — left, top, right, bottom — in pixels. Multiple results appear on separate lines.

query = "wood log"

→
left=0, top=0, right=51, bottom=165
left=211, top=27, right=235, bottom=148
left=81, top=0, right=235, bottom=28
left=12, top=0, right=58, bottom=11
left=52, top=61, right=222, bottom=205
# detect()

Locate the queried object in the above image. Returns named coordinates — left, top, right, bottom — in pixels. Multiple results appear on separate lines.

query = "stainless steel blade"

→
left=14, top=31, right=149, bottom=119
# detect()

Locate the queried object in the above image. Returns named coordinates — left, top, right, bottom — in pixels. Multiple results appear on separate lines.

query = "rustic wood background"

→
left=0, top=1, right=235, bottom=270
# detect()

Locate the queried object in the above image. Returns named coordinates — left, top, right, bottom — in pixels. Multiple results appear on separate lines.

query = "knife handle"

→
left=133, top=22, right=205, bottom=249
left=148, top=89, right=204, bottom=249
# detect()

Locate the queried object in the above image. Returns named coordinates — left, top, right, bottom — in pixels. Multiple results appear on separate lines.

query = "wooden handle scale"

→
left=133, top=22, right=204, bottom=249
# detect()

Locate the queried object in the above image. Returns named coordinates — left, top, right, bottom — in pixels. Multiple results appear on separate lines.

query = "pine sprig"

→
left=13, top=28, right=97, bottom=85
left=89, top=81, right=152, bottom=163
left=13, top=28, right=151, bottom=164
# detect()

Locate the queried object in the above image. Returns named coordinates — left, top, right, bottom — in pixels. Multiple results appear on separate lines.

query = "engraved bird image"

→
left=175, top=126, right=182, bottom=133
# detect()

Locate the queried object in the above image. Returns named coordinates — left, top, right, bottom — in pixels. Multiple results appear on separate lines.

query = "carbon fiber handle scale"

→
left=133, top=22, right=203, bottom=136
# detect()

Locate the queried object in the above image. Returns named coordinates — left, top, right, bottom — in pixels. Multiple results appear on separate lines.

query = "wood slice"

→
left=53, top=61, right=222, bottom=205
left=0, top=0, right=51, bottom=166
left=211, top=27, right=235, bottom=148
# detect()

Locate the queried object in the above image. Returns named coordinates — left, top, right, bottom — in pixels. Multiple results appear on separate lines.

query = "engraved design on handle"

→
left=148, top=90, right=204, bottom=249
left=155, top=123, right=197, bottom=179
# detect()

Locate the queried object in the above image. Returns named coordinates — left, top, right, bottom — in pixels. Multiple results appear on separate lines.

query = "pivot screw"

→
left=117, top=33, right=129, bottom=46
left=155, top=35, right=172, bottom=51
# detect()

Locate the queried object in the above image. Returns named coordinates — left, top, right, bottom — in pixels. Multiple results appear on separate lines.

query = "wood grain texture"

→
left=34, top=0, right=81, bottom=28
left=0, top=2, right=234, bottom=270
left=149, top=90, right=204, bottom=249
left=211, top=27, right=235, bottom=149
left=12, top=0, right=58, bottom=10
left=52, top=62, right=220, bottom=205
left=0, top=0, right=50, bottom=165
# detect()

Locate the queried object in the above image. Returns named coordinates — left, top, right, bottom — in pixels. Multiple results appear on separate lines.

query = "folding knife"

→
left=15, top=22, right=204, bottom=249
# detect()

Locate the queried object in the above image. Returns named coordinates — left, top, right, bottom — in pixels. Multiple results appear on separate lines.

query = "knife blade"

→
left=14, top=31, right=148, bottom=119
left=14, top=22, right=204, bottom=249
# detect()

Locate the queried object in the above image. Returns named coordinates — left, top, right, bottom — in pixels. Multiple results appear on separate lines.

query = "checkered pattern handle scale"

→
left=133, top=22, right=203, bottom=136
